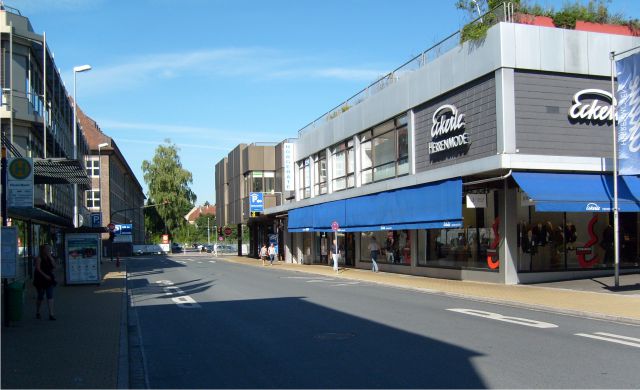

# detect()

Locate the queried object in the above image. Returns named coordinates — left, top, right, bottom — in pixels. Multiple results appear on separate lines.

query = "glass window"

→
left=85, top=158, right=99, bottom=177
left=359, top=113, right=409, bottom=185
left=85, top=190, right=100, bottom=209
left=331, top=141, right=355, bottom=191
left=360, top=230, right=411, bottom=265
left=299, top=159, right=311, bottom=199
left=314, top=151, right=327, bottom=195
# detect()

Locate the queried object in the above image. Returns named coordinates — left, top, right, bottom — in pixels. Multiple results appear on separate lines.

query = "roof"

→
left=33, top=158, right=91, bottom=185
left=185, top=204, right=216, bottom=223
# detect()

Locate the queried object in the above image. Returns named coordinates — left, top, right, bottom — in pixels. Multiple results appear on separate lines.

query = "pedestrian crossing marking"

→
left=575, top=332, right=640, bottom=348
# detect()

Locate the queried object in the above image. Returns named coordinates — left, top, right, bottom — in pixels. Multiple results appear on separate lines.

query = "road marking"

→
left=175, top=261, right=186, bottom=264
left=447, top=308, right=558, bottom=328
left=331, top=282, right=360, bottom=287
left=209, top=260, right=216, bottom=264
left=197, top=261, right=202, bottom=264
left=154, top=280, right=200, bottom=308
left=575, top=332, right=640, bottom=348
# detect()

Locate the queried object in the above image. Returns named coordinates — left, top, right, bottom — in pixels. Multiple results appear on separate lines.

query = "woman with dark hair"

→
left=34, top=244, right=57, bottom=320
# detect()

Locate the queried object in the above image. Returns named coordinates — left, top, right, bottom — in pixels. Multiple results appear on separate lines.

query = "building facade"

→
left=1, top=5, right=91, bottom=280
left=218, top=15, right=640, bottom=284
left=78, top=109, right=145, bottom=254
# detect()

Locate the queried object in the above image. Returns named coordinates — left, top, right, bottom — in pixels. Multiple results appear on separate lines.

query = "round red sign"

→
left=331, top=221, right=339, bottom=231
left=107, top=223, right=116, bottom=231
left=224, top=227, right=233, bottom=236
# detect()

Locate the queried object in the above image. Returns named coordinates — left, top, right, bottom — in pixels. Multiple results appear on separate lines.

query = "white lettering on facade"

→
left=429, top=104, right=470, bottom=155
left=585, top=203, right=601, bottom=211
left=568, top=89, right=617, bottom=123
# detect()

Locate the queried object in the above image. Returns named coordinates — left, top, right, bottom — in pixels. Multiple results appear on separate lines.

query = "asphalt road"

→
left=127, top=254, right=640, bottom=389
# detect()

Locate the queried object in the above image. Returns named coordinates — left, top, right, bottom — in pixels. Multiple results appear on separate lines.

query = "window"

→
left=314, top=151, right=327, bottom=195
left=359, top=114, right=409, bottom=184
left=361, top=230, right=411, bottom=265
left=85, top=158, right=99, bottom=177
left=331, top=140, right=354, bottom=191
left=85, top=190, right=100, bottom=209
left=244, top=171, right=275, bottom=195
left=298, top=159, right=311, bottom=199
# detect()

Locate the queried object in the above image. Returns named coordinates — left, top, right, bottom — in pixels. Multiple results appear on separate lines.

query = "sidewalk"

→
left=1, top=259, right=126, bottom=389
left=218, top=254, right=640, bottom=324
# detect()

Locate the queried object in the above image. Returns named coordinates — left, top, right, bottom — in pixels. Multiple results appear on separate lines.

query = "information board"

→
left=65, top=233, right=101, bottom=284
left=1, top=227, right=18, bottom=278
left=8, top=157, right=34, bottom=208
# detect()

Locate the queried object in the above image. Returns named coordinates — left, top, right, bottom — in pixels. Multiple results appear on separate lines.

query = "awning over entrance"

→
left=513, top=172, right=640, bottom=212
left=287, top=178, right=463, bottom=232
left=33, top=158, right=91, bottom=185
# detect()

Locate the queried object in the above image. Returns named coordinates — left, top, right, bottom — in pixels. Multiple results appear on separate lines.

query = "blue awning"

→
left=288, top=206, right=314, bottom=232
left=513, top=172, right=640, bottom=212
left=287, top=178, right=463, bottom=232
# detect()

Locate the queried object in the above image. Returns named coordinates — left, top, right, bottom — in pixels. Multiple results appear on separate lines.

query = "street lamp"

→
left=97, top=142, right=108, bottom=226
left=73, top=64, right=92, bottom=228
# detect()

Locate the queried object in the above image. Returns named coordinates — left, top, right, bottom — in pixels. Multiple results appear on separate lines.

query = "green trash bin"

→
left=7, top=281, right=25, bottom=321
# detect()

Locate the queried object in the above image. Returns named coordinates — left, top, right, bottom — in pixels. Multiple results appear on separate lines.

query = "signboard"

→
left=331, top=221, right=340, bottom=231
left=1, top=227, right=18, bottom=278
left=224, top=227, right=233, bottom=237
left=466, top=194, right=487, bottom=208
left=65, top=233, right=101, bottom=284
left=114, top=224, right=132, bottom=235
left=7, top=157, right=33, bottom=208
left=429, top=104, right=470, bottom=156
left=283, top=143, right=295, bottom=191
left=162, top=234, right=169, bottom=244
left=616, top=52, right=640, bottom=175
left=91, top=212, right=102, bottom=228
left=249, top=192, right=264, bottom=212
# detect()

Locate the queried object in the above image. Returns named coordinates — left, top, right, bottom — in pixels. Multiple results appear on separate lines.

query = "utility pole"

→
left=207, top=217, right=210, bottom=245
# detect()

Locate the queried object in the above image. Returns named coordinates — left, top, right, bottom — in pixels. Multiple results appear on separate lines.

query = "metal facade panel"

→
left=414, top=74, right=497, bottom=173
left=514, top=71, right=613, bottom=156
left=539, top=27, right=565, bottom=72
left=514, top=24, right=541, bottom=70
left=563, top=29, right=589, bottom=74
left=587, top=33, right=611, bottom=74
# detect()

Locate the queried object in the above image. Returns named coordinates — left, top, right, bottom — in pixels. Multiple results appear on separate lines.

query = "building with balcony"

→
left=216, top=6, right=640, bottom=284
left=1, top=5, right=91, bottom=279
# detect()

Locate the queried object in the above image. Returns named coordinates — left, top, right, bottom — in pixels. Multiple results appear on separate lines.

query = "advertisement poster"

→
left=65, top=233, right=101, bottom=284
left=1, top=227, right=18, bottom=278
left=616, top=52, right=640, bottom=175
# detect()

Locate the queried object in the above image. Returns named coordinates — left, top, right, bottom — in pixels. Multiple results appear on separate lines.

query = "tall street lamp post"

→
left=72, top=64, right=92, bottom=227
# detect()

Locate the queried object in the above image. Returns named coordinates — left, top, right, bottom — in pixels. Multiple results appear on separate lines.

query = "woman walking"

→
left=34, top=244, right=57, bottom=320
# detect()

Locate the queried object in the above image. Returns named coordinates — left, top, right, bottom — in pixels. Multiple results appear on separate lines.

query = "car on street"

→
left=171, top=243, right=183, bottom=253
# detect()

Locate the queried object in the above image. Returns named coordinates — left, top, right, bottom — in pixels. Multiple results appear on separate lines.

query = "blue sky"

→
left=10, top=0, right=640, bottom=204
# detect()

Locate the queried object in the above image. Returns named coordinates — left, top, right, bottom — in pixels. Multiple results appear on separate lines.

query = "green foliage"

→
left=141, top=139, right=196, bottom=238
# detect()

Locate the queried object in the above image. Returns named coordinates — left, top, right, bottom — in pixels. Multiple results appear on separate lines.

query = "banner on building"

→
left=616, top=52, right=640, bottom=175
left=283, top=143, right=294, bottom=191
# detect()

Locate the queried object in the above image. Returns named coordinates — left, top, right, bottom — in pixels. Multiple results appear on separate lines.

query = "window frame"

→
left=359, top=114, right=409, bottom=185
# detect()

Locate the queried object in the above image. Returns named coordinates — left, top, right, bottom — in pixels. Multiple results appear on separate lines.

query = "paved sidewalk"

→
left=1, top=259, right=126, bottom=389
left=217, top=254, right=640, bottom=324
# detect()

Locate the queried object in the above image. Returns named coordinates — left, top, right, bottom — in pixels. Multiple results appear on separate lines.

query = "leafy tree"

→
left=141, top=139, right=196, bottom=236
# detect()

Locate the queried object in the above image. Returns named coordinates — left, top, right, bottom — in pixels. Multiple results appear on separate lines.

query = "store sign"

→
left=283, top=143, right=295, bottom=191
left=466, top=193, right=487, bottom=208
left=429, top=104, right=470, bottom=155
left=568, top=89, right=617, bottom=123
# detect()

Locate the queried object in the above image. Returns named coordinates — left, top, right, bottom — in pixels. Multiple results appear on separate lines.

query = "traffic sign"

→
left=249, top=192, right=264, bottom=212
left=224, top=227, right=233, bottom=237
left=91, top=213, right=102, bottom=228
left=107, top=223, right=116, bottom=231
left=331, top=221, right=340, bottom=231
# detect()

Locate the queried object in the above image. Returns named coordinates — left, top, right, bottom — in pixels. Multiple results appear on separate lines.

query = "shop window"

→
left=360, top=230, right=411, bottom=265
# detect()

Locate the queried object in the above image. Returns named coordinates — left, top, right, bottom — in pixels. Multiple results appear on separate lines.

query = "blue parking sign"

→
left=249, top=192, right=264, bottom=212
left=90, top=213, right=102, bottom=228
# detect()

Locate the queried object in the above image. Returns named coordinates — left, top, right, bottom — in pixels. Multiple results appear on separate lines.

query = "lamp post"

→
left=97, top=142, right=108, bottom=227
left=72, top=64, right=92, bottom=228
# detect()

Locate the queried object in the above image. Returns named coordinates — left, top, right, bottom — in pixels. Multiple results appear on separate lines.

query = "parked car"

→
left=203, top=244, right=214, bottom=253
left=171, top=243, right=183, bottom=253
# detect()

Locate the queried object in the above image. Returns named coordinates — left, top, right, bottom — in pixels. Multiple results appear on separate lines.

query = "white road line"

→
left=575, top=332, right=640, bottom=348
left=154, top=280, right=200, bottom=308
left=176, top=261, right=186, bottom=264
left=306, top=279, right=336, bottom=283
left=197, top=261, right=202, bottom=264
left=331, top=282, right=360, bottom=286
left=209, top=260, right=216, bottom=263
left=447, top=308, right=558, bottom=328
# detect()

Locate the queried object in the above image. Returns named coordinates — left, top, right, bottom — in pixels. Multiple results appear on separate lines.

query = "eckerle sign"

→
left=428, top=104, right=470, bottom=155
left=568, top=88, right=617, bottom=123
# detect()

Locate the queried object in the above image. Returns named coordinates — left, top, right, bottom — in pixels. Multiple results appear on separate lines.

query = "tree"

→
left=141, top=139, right=196, bottom=236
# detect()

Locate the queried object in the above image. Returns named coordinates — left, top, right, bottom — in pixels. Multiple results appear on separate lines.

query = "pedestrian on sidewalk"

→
left=213, top=242, right=219, bottom=256
left=268, top=243, right=277, bottom=265
left=368, top=236, right=380, bottom=272
left=33, top=244, right=57, bottom=320
left=331, top=239, right=340, bottom=273
left=260, top=244, right=268, bottom=266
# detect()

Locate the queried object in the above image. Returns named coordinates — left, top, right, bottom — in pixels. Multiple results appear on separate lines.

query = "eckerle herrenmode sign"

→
left=428, top=104, right=470, bottom=155
left=568, top=88, right=617, bottom=123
